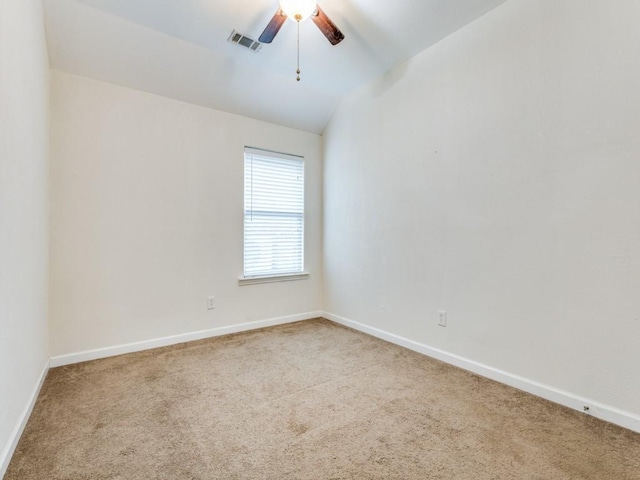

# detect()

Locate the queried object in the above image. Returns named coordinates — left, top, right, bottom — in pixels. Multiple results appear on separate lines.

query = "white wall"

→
left=324, top=0, right=640, bottom=419
left=0, top=0, right=50, bottom=474
left=49, top=71, right=323, bottom=357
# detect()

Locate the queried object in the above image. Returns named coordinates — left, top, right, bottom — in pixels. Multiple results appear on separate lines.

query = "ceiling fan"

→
left=259, top=0, right=344, bottom=80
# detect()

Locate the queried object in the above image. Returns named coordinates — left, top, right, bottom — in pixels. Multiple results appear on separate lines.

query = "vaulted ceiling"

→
left=43, top=0, right=509, bottom=133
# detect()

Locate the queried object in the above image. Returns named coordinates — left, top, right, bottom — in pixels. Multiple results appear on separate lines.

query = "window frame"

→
left=239, top=147, right=309, bottom=285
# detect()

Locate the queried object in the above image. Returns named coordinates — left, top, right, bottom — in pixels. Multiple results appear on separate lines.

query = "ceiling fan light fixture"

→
left=279, top=0, right=317, bottom=22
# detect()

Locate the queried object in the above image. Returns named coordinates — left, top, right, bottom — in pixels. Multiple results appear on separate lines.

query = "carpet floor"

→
left=5, top=318, right=640, bottom=479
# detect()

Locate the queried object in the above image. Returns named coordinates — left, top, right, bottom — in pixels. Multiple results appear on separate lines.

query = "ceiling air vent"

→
left=228, top=30, right=262, bottom=52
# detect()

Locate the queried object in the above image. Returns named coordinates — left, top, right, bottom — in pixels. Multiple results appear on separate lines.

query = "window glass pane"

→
left=243, top=148, right=304, bottom=277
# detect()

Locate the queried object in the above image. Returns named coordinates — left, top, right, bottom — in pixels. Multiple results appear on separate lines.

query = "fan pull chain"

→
left=296, top=20, right=301, bottom=81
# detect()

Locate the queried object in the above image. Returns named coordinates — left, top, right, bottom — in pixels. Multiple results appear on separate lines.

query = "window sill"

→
left=238, top=273, right=310, bottom=286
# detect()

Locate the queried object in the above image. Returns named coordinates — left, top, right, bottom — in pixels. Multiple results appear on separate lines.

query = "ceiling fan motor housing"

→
left=279, top=0, right=317, bottom=22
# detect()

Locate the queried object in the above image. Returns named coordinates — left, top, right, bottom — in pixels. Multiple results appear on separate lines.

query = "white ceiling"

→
left=43, top=0, right=509, bottom=134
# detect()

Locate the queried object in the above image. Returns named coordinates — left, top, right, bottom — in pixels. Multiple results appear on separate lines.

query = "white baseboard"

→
left=50, top=311, right=322, bottom=368
left=322, top=311, right=640, bottom=434
left=0, top=360, right=49, bottom=479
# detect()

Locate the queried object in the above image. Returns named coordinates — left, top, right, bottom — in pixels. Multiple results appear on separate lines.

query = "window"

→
left=242, top=147, right=305, bottom=281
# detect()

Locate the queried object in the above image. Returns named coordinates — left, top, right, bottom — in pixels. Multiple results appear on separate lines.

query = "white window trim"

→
left=244, top=146, right=303, bottom=162
left=238, top=272, right=310, bottom=286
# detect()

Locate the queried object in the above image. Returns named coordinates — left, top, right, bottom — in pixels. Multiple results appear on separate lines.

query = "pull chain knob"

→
left=296, top=20, right=301, bottom=81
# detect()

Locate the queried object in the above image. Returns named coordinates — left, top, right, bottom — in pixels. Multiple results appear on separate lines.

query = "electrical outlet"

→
left=207, top=296, right=215, bottom=310
left=438, top=310, right=447, bottom=327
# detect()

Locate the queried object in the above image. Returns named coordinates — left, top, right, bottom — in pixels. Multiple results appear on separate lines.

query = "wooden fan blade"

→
left=311, top=5, right=344, bottom=45
left=259, top=9, right=286, bottom=43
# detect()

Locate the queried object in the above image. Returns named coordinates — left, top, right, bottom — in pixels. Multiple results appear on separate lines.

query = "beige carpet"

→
left=6, top=319, right=640, bottom=479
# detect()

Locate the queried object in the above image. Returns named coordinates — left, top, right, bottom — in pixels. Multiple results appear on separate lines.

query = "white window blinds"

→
left=243, top=148, right=305, bottom=278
